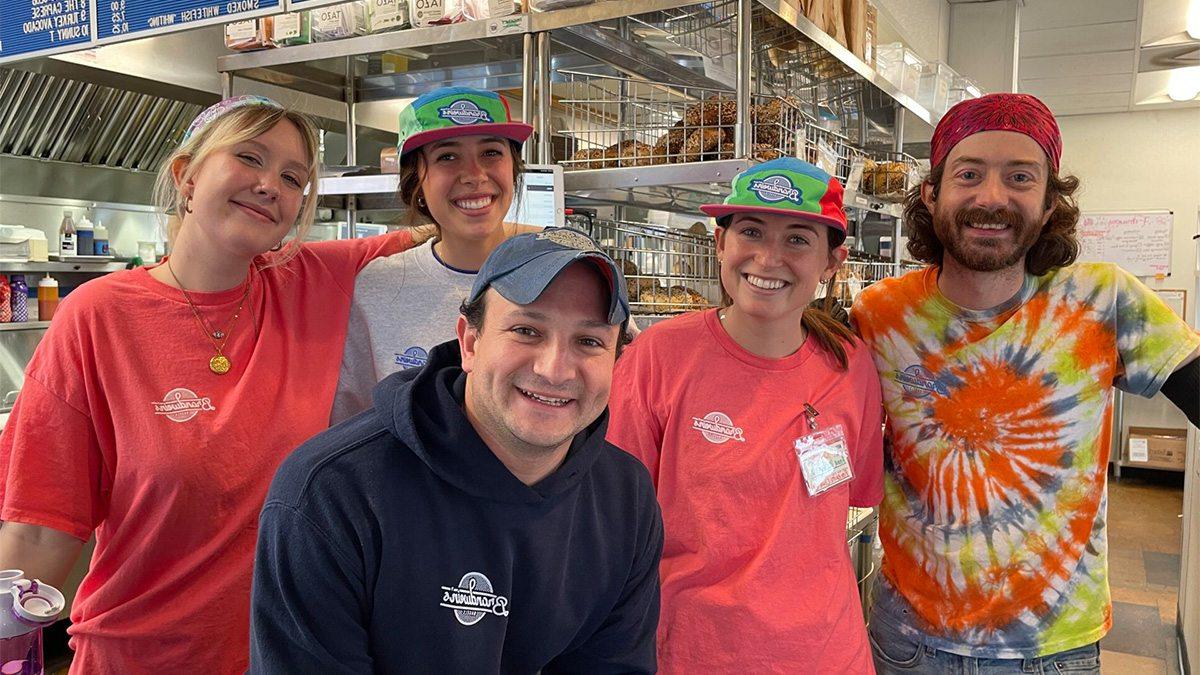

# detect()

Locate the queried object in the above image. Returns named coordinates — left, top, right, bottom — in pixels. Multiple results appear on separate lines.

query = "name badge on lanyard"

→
left=794, top=402, right=854, bottom=496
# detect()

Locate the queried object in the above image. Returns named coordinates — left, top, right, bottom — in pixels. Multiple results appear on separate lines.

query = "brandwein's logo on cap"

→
left=537, top=229, right=597, bottom=252
left=439, top=99, right=494, bottom=125
left=749, top=174, right=802, bottom=204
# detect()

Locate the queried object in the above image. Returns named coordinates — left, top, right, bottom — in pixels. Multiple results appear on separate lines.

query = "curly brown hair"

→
left=903, top=162, right=1082, bottom=276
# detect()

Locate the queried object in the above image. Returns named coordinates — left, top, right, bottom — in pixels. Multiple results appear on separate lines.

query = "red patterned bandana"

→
left=930, top=93, right=1062, bottom=171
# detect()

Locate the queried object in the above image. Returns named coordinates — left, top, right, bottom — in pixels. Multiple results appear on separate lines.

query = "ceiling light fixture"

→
left=1167, top=66, right=1200, bottom=101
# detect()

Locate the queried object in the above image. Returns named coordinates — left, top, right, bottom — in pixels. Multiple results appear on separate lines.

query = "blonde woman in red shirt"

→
left=0, top=96, right=424, bottom=674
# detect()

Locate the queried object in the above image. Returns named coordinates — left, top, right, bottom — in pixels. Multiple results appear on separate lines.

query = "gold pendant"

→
left=209, top=355, right=231, bottom=375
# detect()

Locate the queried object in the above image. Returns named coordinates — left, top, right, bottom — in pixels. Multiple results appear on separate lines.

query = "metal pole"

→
left=345, top=56, right=357, bottom=238
left=536, top=31, right=551, bottom=165
left=735, top=0, right=752, bottom=157
left=220, top=72, right=233, bottom=98
left=521, top=32, right=537, bottom=165
left=891, top=103, right=905, bottom=276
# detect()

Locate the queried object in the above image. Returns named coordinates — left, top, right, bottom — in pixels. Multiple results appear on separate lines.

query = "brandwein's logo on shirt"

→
left=894, top=365, right=949, bottom=399
left=440, top=572, right=510, bottom=627
left=692, top=411, right=746, bottom=444
left=394, top=346, right=429, bottom=369
left=151, top=387, right=216, bottom=423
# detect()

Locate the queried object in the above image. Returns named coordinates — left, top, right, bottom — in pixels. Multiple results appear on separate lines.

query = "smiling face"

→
left=715, top=212, right=846, bottom=324
left=458, top=263, right=620, bottom=462
left=418, top=134, right=516, bottom=245
left=178, top=119, right=309, bottom=259
left=924, top=130, right=1055, bottom=273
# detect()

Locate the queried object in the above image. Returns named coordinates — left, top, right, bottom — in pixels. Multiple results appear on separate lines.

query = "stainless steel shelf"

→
left=319, top=174, right=399, bottom=195
left=0, top=261, right=126, bottom=273
left=843, top=188, right=904, bottom=218
left=756, top=0, right=934, bottom=126
left=564, top=160, right=751, bottom=192
left=0, top=321, right=50, bottom=332
left=217, top=0, right=706, bottom=74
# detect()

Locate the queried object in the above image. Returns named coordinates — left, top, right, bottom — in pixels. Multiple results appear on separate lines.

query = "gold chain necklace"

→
left=167, top=258, right=254, bottom=375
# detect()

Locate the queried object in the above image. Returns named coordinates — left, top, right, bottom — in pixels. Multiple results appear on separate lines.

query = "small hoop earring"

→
left=270, top=241, right=284, bottom=252
left=417, top=195, right=426, bottom=209
left=182, top=196, right=193, bottom=214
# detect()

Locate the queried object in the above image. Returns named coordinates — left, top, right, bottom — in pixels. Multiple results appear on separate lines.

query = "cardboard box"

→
left=1127, top=426, right=1187, bottom=469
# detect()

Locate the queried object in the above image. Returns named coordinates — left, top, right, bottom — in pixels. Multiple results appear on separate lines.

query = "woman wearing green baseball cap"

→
left=607, top=157, right=885, bottom=672
left=330, top=86, right=534, bottom=422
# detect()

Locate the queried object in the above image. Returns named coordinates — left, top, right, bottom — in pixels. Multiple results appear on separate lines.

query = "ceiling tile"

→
left=1029, top=91, right=1135, bottom=115
left=1019, top=73, right=1134, bottom=96
left=1020, top=0, right=1139, bottom=31
left=1021, top=21, right=1139, bottom=58
left=1019, top=51, right=1135, bottom=79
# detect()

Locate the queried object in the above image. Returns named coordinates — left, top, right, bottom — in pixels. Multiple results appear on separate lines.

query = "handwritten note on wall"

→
left=1077, top=211, right=1173, bottom=277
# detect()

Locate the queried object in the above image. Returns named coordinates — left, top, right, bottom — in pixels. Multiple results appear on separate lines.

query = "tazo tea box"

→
left=312, top=2, right=368, bottom=41
left=408, top=0, right=463, bottom=27
left=366, top=0, right=409, bottom=32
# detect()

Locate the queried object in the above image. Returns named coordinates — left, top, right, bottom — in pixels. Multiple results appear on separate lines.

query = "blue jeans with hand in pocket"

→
left=868, top=616, right=1101, bottom=674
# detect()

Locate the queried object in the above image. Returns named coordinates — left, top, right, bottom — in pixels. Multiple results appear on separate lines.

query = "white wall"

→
left=873, top=0, right=950, bottom=64
left=1058, top=107, right=1200, bottom=668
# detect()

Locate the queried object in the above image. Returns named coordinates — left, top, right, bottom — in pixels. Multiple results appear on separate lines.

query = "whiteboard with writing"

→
left=1077, top=211, right=1173, bottom=277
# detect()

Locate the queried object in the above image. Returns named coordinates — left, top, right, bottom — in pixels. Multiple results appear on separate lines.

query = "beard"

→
left=933, top=205, right=1042, bottom=272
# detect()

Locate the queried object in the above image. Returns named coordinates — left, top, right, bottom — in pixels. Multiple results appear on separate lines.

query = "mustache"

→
left=954, top=207, right=1025, bottom=229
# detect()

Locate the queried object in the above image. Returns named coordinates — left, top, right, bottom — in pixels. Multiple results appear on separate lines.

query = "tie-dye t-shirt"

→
left=850, top=262, right=1200, bottom=659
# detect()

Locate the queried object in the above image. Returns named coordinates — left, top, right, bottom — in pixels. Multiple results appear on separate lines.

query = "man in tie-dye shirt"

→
left=850, top=93, right=1200, bottom=673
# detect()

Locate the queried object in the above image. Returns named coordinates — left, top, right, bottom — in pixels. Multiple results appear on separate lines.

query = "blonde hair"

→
left=153, top=106, right=321, bottom=267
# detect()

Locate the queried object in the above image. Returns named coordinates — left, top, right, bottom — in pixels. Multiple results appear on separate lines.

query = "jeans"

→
left=868, top=617, right=1101, bottom=674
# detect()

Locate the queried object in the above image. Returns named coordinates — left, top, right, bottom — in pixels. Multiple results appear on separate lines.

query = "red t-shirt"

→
left=607, top=309, right=884, bottom=674
left=0, top=232, right=412, bottom=674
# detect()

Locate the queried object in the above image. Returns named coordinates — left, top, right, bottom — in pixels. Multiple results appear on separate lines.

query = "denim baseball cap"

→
left=700, top=157, right=847, bottom=244
left=468, top=228, right=629, bottom=325
left=398, top=86, right=533, bottom=157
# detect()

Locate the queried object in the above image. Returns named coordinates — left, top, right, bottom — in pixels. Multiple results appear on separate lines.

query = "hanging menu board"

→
left=94, top=0, right=281, bottom=43
left=1077, top=211, right=1173, bottom=277
left=0, top=0, right=93, bottom=64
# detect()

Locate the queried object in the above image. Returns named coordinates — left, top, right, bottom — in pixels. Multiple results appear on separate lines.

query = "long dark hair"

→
left=716, top=216, right=856, bottom=370
left=903, top=162, right=1082, bottom=276
left=397, top=139, right=526, bottom=227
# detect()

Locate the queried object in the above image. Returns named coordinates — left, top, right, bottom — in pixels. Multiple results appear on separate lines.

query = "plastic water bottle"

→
left=0, top=570, right=65, bottom=675
left=9, top=276, right=28, bottom=323
left=58, top=211, right=76, bottom=257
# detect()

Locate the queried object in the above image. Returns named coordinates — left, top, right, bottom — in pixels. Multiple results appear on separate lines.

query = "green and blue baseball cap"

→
left=467, top=228, right=630, bottom=326
left=701, top=157, right=848, bottom=245
left=397, top=86, right=533, bottom=157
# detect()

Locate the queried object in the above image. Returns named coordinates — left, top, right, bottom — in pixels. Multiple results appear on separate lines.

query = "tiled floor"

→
left=1100, top=468, right=1185, bottom=675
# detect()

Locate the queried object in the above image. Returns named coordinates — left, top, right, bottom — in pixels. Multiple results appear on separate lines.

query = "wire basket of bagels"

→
left=556, top=70, right=849, bottom=171
left=585, top=219, right=719, bottom=316
left=858, top=151, right=920, bottom=202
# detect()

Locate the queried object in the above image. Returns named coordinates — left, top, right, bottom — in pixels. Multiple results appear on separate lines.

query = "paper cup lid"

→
left=10, top=579, right=64, bottom=625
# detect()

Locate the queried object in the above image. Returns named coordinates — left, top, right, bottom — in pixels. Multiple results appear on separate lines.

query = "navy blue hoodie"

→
left=250, top=340, right=663, bottom=673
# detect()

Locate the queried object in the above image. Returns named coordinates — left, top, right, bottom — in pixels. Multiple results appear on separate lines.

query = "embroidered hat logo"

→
left=438, top=100, right=494, bottom=126
left=748, top=175, right=802, bottom=204
left=440, top=572, right=511, bottom=626
left=692, top=411, right=746, bottom=444
left=152, top=388, right=217, bottom=423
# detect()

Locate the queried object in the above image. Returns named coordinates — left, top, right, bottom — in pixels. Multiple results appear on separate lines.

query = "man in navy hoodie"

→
left=250, top=228, right=663, bottom=674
